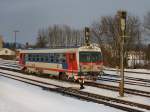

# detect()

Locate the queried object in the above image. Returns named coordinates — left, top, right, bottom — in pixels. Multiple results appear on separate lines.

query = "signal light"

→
left=85, top=27, right=90, bottom=37
left=85, top=27, right=90, bottom=46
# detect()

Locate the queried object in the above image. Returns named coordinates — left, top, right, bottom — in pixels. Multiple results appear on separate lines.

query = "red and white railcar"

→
left=19, top=45, right=103, bottom=82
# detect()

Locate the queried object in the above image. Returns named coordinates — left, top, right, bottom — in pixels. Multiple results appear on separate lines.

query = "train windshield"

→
left=79, top=52, right=102, bottom=62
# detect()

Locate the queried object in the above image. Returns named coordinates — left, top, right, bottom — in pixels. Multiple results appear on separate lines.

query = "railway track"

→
left=104, top=68, right=150, bottom=75
left=0, top=70, right=149, bottom=112
left=0, top=62, right=20, bottom=68
left=0, top=64, right=150, bottom=111
left=86, top=82, right=150, bottom=98
left=99, top=77, right=150, bottom=87
left=103, top=73, right=150, bottom=83
left=99, top=72, right=150, bottom=87
left=0, top=65, right=150, bottom=97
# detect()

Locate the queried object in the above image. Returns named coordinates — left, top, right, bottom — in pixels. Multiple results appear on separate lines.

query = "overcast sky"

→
left=0, top=0, right=150, bottom=44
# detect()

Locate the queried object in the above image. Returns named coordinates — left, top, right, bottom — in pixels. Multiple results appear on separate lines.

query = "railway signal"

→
left=85, top=27, right=90, bottom=46
left=118, top=10, right=127, bottom=97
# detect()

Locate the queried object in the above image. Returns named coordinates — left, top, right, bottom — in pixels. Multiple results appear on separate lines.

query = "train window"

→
left=62, top=59, right=66, bottom=63
left=36, top=58, right=39, bottom=61
left=40, top=57, right=44, bottom=62
left=79, top=52, right=102, bottom=62
left=51, top=59, right=53, bottom=62
left=45, top=56, right=48, bottom=62
left=45, top=57, right=48, bottom=62
left=28, top=54, right=32, bottom=61
left=24, top=55, right=27, bottom=61
left=44, top=54, right=48, bottom=62
left=56, top=59, right=59, bottom=63
left=32, top=58, right=35, bottom=61
left=35, top=54, right=39, bottom=62
left=28, top=57, right=31, bottom=61
left=28, top=54, right=31, bottom=57
left=55, top=53, right=59, bottom=58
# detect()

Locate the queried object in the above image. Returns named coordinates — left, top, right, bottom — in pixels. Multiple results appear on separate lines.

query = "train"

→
left=19, top=44, right=103, bottom=87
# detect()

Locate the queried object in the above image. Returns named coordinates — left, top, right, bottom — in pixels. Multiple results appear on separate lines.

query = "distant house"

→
left=0, top=35, right=3, bottom=49
left=0, top=48, right=15, bottom=56
left=127, top=51, right=145, bottom=67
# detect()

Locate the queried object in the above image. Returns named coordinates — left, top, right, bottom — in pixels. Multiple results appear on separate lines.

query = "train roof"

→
left=20, top=45, right=101, bottom=54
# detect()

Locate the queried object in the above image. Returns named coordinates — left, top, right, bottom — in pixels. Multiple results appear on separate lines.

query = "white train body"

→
left=19, top=45, right=103, bottom=81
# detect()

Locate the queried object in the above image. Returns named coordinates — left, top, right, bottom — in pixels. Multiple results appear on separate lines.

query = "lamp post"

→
left=13, top=30, right=19, bottom=50
left=118, top=11, right=127, bottom=97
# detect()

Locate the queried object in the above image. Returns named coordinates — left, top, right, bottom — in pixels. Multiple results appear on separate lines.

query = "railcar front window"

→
left=79, top=52, right=102, bottom=62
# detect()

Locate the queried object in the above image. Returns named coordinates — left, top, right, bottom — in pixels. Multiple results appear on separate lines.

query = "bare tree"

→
left=46, top=24, right=83, bottom=48
left=144, top=11, right=150, bottom=33
left=91, top=13, right=142, bottom=67
left=36, top=29, right=48, bottom=48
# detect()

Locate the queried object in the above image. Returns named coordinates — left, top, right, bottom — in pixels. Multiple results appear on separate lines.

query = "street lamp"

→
left=13, top=30, right=19, bottom=50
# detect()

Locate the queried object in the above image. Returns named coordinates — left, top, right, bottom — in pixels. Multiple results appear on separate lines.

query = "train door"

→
left=19, top=53, right=25, bottom=65
left=66, top=53, right=78, bottom=74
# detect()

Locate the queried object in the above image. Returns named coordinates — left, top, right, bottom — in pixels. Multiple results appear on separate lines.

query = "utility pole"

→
left=118, top=11, right=127, bottom=97
left=13, top=30, right=19, bottom=50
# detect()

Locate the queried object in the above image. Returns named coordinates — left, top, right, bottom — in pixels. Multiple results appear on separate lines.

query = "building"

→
left=0, top=35, right=3, bottom=49
left=127, top=51, right=145, bottom=68
left=0, top=48, right=15, bottom=56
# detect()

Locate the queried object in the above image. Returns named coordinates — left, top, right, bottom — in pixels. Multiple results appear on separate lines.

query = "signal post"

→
left=118, top=11, right=127, bottom=97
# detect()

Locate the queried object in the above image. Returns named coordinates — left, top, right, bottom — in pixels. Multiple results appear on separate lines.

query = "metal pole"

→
left=119, top=32, right=125, bottom=97
left=13, top=30, right=19, bottom=50
left=119, top=11, right=126, bottom=97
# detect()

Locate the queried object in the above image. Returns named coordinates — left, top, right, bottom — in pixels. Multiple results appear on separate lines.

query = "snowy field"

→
left=0, top=58, right=149, bottom=111
left=0, top=76, right=124, bottom=112
left=0, top=69, right=150, bottom=108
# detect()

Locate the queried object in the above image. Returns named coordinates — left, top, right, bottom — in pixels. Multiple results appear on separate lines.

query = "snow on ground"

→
left=97, top=80, right=150, bottom=93
left=0, top=76, right=124, bottom=112
left=105, top=67, right=150, bottom=73
left=102, top=70, right=150, bottom=92
left=0, top=69, right=79, bottom=88
left=0, top=69, right=150, bottom=107
left=0, top=59, right=20, bottom=70
left=125, top=68, right=150, bottom=73
left=0, top=65, right=20, bottom=70
left=81, top=86, right=150, bottom=106
left=0, top=58, right=18, bottom=63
